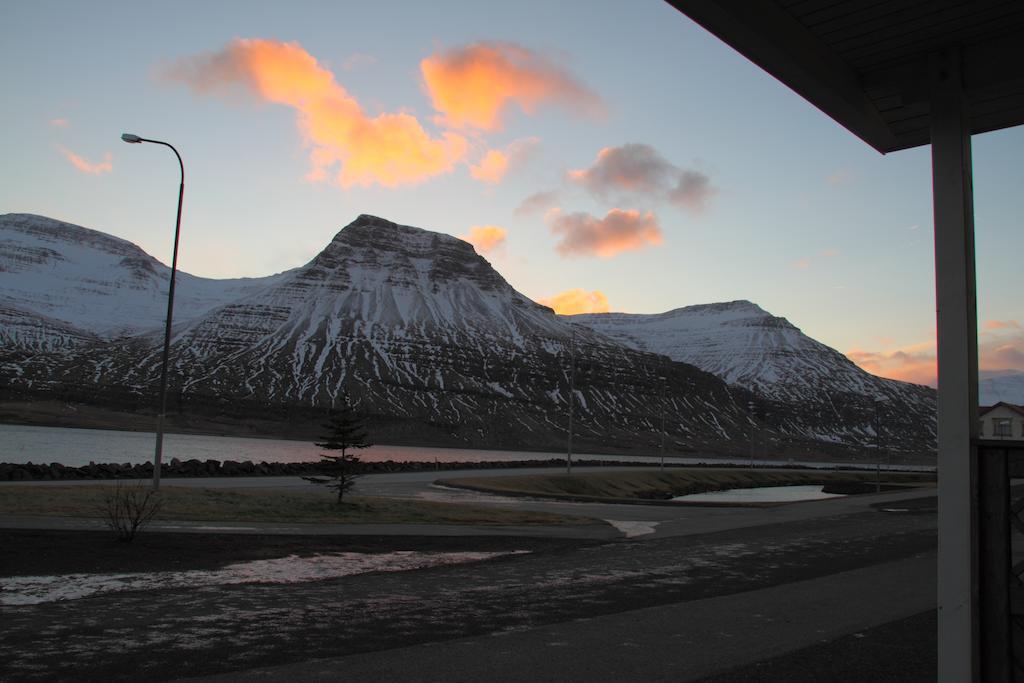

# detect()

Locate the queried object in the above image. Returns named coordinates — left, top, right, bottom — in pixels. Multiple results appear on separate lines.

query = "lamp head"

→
left=121, top=133, right=142, bottom=144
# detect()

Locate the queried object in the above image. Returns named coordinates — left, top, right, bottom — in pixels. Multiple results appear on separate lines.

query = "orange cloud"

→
left=846, top=346, right=937, bottom=387
left=420, top=42, right=604, bottom=131
left=847, top=327, right=1024, bottom=388
left=792, top=258, right=811, bottom=269
left=57, top=145, right=112, bottom=174
left=539, top=289, right=611, bottom=315
left=49, top=118, right=70, bottom=128
left=549, top=208, right=663, bottom=259
left=469, top=149, right=508, bottom=184
left=469, top=137, right=538, bottom=184
left=461, top=225, right=507, bottom=253
left=984, top=320, right=1021, bottom=330
left=165, top=39, right=467, bottom=188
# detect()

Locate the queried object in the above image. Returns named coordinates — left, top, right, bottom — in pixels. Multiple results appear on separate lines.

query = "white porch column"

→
left=931, top=47, right=980, bottom=682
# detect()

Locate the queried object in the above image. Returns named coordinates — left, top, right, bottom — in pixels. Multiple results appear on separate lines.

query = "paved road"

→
left=0, top=469, right=941, bottom=681
left=1, top=494, right=937, bottom=682
left=185, top=555, right=935, bottom=682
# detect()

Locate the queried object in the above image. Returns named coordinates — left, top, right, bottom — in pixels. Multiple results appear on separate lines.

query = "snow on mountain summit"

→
left=572, top=301, right=936, bottom=449
left=0, top=213, right=291, bottom=347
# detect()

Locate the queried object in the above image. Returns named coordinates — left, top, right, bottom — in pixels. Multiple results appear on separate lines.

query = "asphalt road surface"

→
left=0, top=469, right=938, bottom=682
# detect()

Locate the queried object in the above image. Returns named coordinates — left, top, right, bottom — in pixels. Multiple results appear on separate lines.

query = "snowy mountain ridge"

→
left=0, top=213, right=937, bottom=457
left=0, top=213, right=291, bottom=345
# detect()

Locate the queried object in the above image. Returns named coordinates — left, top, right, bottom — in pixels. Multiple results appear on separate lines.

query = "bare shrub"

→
left=100, top=482, right=163, bottom=542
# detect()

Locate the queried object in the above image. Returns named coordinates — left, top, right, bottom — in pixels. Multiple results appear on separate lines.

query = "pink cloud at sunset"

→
left=57, top=146, right=112, bottom=174
left=514, top=190, right=560, bottom=216
left=420, top=42, right=604, bottom=131
left=469, top=137, right=538, bottom=184
left=845, top=344, right=937, bottom=387
left=49, top=118, right=70, bottom=128
left=164, top=39, right=467, bottom=188
left=460, top=225, right=507, bottom=253
left=847, top=323, right=1024, bottom=387
left=549, top=208, right=663, bottom=259
left=539, top=288, right=610, bottom=315
left=568, top=143, right=715, bottom=214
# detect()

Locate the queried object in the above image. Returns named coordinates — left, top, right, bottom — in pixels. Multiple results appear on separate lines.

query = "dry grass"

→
left=0, top=485, right=599, bottom=526
left=441, top=468, right=936, bottom=502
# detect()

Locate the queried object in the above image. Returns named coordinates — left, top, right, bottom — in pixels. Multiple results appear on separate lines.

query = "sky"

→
left=2, top=0, right=1022, bottom=387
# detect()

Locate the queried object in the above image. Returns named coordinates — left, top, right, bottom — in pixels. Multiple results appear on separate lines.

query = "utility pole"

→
left=748, top=400, right=756, bottom=469
left=659, top=375, right=667, bottom=469
left=567, top=325, right=576, bottom=475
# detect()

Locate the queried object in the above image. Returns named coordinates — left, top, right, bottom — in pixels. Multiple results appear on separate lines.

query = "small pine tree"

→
left=303, top=401, right=372, bottom=504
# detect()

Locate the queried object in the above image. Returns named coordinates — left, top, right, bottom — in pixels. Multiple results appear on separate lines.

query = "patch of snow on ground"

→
left=604, top=520, right=659, bottom=537
left=0, top=551, right=526, bottom=606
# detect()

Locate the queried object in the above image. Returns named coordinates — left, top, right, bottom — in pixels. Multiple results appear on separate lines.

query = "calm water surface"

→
left=0, top=423, right=933, bottom=471
left=672, top=485, right=845, bottom=503
left=0, top=423, right=723, bottom=467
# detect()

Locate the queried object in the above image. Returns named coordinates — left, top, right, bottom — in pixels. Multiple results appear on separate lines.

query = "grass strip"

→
left=440, top=468, right=935, bottom=504
left=0, top=485, right=599, bottom=526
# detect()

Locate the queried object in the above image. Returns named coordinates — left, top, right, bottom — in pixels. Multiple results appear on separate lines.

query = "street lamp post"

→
left=748, top=400, right=757, bottom=469
left=566, top=325, right=576, bottom=475
left=659, top=375, right=667, bottom=470
left=121, top=133, right=184, bottom=492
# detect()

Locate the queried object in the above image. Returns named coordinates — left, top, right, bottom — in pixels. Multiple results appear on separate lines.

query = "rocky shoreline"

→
left=0, top=457, right=669, bottom=481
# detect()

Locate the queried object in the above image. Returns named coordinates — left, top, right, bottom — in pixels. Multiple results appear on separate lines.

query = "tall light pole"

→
left=121, top=133, right=184, bottom=492
left=659, top=375, right=667, bottom=470
left=874, top=396, right=889, bottom=473
left=748, top=400, right=757, bottom=469
left=566, top=325, right=576, bottom=475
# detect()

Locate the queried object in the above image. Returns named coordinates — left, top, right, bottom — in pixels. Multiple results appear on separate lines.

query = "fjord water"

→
left=0, top=423, right=934, bottom=471
left=0, top=423, right=715, bottom=467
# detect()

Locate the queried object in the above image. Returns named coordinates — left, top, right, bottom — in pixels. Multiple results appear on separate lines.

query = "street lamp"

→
left=121, top=133, right=184, bottom=492
left=566, top=325, right=576, bottom=475
left=658, top=375, right=667, bottom=470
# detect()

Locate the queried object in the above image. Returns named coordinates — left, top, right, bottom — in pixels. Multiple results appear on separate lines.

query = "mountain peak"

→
left=334, top=214, right=472, bottom=253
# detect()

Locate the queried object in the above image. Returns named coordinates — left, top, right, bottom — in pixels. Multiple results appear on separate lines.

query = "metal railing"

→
left=976, top=439, right=1024, bottom=681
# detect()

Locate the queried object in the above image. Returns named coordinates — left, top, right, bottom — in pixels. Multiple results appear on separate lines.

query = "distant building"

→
left=979, top=402, right=1024, bottom=440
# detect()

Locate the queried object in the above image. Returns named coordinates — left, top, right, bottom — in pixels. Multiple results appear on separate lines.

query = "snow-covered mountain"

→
left=572, top=302, right=936, bottom=452
left=0, top=213, right=290, bottom=348
left=980, top=371, right=1024, bottom=406
left=2, top=214, right=755, bottom=454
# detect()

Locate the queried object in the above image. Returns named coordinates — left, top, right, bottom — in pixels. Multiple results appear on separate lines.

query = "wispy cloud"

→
left=57, top=145, right=112, bottom=174
left=549, top=208, right=663, bottom=259
left=792, top=248, right=838, bottom=270
left=469, top=137, right=538, bottom=184
left=460, top=225, right=507, bottom=253
left=420, top=42, right=604, bottom=131
left=514, top=190, right=560, bottom=216
left=49, top=118, right=70, bottom=128
left=163, top=38, right=468, bottom=188
left=539, top=288, right=610, bottom=315
left=984, top=320, right=1021, bottom=330
left=568, top=143, right=714, bottom=214
left=341, top=53, right=377, bottom=71
left=825, top=168, right=854, bottom=186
